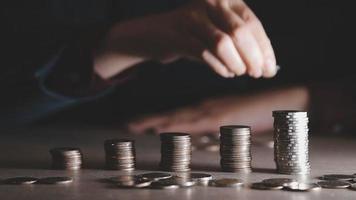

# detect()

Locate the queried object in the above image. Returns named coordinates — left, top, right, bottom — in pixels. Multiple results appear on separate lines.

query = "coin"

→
left=104, top=139, right=136, bottom=171
left=50, top=147, right=82, bottom=170
left=37, top=177, right=73, bottom=184
left=180, top=173, right=212, bottom=186
left=273, top=110, right=310, bottom=175
left=219, top=125, right=252, bottom=172
left=3, top=177, right=38, bottom=185
left=150, top=179, right=180, bottom=189
left=159, top=132, right=192, bottom=172
left=284, top=183, right=321, bottom=192
left=250, top=182, right=283, bottom=190
left=321, top=174, right=355, bottom=181
left=209, top=178, right=244, bottom=187
left=317, top=180, right=351, bottom=189
left=349, top=183, right=356, bottom=191
left=137, top=173, right=172, bottom=181
left=262, top=178, right=298, bottom=187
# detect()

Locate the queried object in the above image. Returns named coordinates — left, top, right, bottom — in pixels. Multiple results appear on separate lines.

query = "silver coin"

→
left=284, top=183, right=321, bottom=192
left=317, top=180, right=350, bottom=189
left=3, top=177, right=38, bottom=185
left=262, top=178, right=298, bottom=187
left=137, top=173, right=172, bottom=181
left=349, top=183, right=356, bottom=191
left=209, top=178, right=244, bottom=187
left=321, top=174, right=355, bottom=181
left=250, top=182, right=283, bottom=190
left=150, top=179, right=180, bottom=189
left=38, top=177, right=73, bottom=184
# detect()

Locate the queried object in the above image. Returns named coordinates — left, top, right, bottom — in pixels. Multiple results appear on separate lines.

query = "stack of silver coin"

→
left=273, top=110, right=311, bottom=174
left=104, top=139, right=136, bottom=171
left=220, top=125, right=252, bottom=172
left=159, top=133, right=192, bottom=172
left=50, top=147, right=83, bottom=170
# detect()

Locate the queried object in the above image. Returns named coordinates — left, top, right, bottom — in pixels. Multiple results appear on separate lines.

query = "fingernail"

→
left=254, top=68, right=262, bottom=78
left=265, top=58, right=276, bottom=70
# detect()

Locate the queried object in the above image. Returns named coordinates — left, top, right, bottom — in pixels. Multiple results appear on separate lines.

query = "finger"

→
left=190, top=13, right=246, bottom=76
left=182, top=34, right=235, bottom=77
left=202, top=49, right=235, bottom=78
left=231, top=3, right=277, bottom=78
left=212, top=4, right=264, bottom=78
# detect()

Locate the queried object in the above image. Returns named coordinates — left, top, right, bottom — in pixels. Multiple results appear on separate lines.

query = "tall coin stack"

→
left=50, top=147, right=83, bottom=170
left=104, top=139, right=136, bottom=171
left=159, top=133, right=192, bottom=172
left=273, top=110, right=311, bottom=175
left=220, top=125, right=252, bottom=172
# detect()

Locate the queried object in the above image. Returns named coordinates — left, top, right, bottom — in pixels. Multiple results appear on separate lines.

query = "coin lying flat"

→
left=262, top=178, right=298, bottom=187
left=107, top=175, right=152, bottom=188
left=188, top=173, right=212, bottom=186
left=250, top=182, right=283, bottom=190
left=37, top=177, right=73, bottom=184
left=349, top=183, right=356, bottom=191
left=317, top=180, right=350, bottom=189
left=3, top=177, right=38, bottom=185
left=150, top=179, right=180, bottom=189
left=137, top=173, right=172, bottom=181
left=284, top=183, right=321, bottom=192
left=321, top=174, right=355, bottom=181
left=209, top=178, right=244, bottom=188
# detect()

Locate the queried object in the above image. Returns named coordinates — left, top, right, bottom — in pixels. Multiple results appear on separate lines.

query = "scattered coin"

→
left=317, top=180, right=351, bottom=189
left=104, top=139, right=136, bottom=171
left=137, top=173, right=172, bottom=181
left=171, top=177, right=196, bottom=187
left=262, top=178, right=298, bottom=187
left=284, top=183, right=321, bottom=192
left=349, top=183, right=356, bottom=191
left=50, top=147, right=82, bottom=170
left=209, top=178, right=244, bottom=188
left=3, top=177, right=38, bottom=185
left=273, top=110, right=310, bottom=175
left=321, top=174, right=355, bottom=181
left=108, top=175, right=152, bottom=188
left=186, top=173, right=213, bottom=186
left=150, top=179, right=180, bottom=189
left=250, top=182, right=283, bottom=190
left=220, top=125, right=252, bottom=172
left=37, top=177, right=73, bottom=184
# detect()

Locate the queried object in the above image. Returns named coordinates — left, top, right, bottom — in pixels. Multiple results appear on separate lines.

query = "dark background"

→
left=0, top=0, right=355, bottom=127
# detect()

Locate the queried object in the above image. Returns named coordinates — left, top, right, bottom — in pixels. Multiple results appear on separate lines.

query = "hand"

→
left=128, top=87, right=309, bottom=135
left=94, top=0, right=277, bottom=79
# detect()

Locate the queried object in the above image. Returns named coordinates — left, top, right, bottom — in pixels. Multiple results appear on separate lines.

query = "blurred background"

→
left=1, top=0, right=355, bottom=134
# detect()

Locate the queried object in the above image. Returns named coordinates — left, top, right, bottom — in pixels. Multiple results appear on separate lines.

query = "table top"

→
left=0, top=127, right=355, bottom=199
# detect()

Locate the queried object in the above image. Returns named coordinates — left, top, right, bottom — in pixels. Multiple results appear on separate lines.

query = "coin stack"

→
left=273, top=110, right=311, bottom=174
left=159, top=133, right=192, bottom=172
left=104, top=139, right=136, bottom=171
left=50, top=147, right=83, bottom=170
left=220, top=125, right=252, bottom=172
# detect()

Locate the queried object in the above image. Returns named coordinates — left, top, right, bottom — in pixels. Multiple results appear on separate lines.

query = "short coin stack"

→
left=104, top=139, right=136, bottom=171
left=50, top=147, right=82, bottom=170
left=159, top=133, right=192, bottom=172
left=273, top=110, right=311, bottom=174
left=220, top=125, right=252, bottom=172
